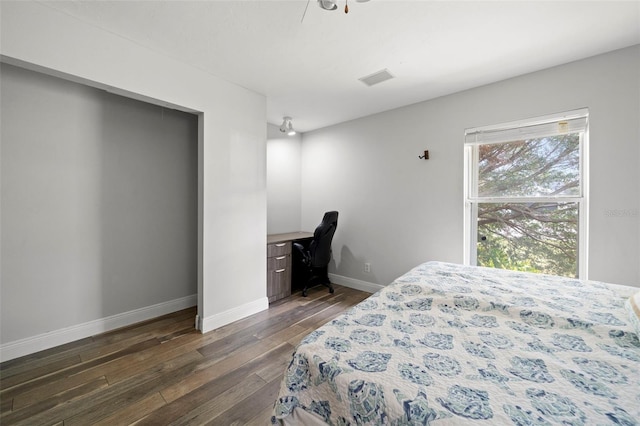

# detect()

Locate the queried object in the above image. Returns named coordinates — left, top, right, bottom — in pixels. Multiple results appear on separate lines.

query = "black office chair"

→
left=294, top=211, right=338, bottom=297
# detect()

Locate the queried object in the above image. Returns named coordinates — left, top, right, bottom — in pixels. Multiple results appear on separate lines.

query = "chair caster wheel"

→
left=302, top=290, right=308, bottom=297
left=329, top=287, right=335, bottom=294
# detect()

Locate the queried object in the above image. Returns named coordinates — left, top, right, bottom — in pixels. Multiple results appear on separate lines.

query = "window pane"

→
left=478, top=134, right=580, bottom=198
left=477, top=202, right=578, bottom=277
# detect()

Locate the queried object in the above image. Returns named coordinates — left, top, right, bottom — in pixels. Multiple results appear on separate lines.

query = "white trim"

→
left=329, top=273, right=384, bottom=294
left=463, top=144, right=474, bottom=266
left=578, top=127, right=590, bottom=279
left=463, top=108, right=589, bottom=279
left=200, top=297, right=269, bottom=334
left=466, top=196, right=584, bottom=204
left=465, top=108, right=589, bottom=140
left=0, top=294, right=197, bottom=362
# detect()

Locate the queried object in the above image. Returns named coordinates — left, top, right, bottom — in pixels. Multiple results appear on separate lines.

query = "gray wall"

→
left=299, top=45, right=640, bottom=287
left=1, top=63, right=198, bottom=343
left=266, top=123, right=302, bottom=234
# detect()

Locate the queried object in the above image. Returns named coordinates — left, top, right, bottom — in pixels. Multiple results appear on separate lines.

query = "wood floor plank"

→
left=245, top=403, right=280, bottom=426
left=263, top=324, right=307, bottom=348
left=0, top=285, right=371, bottom=426
left=159, top=334, right=286, bottom=403
left=1, top=309, right=195, bottom=384
left=93, top=308, right=195, bottom=345
left=1, top=376, right=109, bottom=425
left=105, top=332, right=205, bottom=384
left=92, top=392, right=167, bottom=426
left=0, top=355, right=83, bottom=391
left=196, top=329, right=259, bottom=359
left=81, top=310, right=196, bottom=362
left=2, top=338, right=161, bottom=407
left=285, top=327, right=317, bottom=347
left=254, top=348, right=296, bottom=384
left=296, top=294, right=366, bottom=329
left=205, top=375, right=283, bottom=425
left=60, top=353, right=203, bottom=426
left=251, top=295, right=348, bottom=341
left=0, top=393, right=13, bottom=415
left=168, top=373, right=267, bottom=425
left=0, top=338, right=93, bottom=377
left=4, top=345, right=202, bottom=425
left=137, top=342, right=294, bottom=425
left=11, top=348, right=202, bottom=413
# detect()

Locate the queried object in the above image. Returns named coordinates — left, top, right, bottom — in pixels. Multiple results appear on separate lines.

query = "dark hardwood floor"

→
left=0, top=285, right=370, bottom=425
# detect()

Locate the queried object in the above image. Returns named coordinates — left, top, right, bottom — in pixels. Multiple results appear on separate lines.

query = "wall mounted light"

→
left=280, top=116, right=296, bottom=136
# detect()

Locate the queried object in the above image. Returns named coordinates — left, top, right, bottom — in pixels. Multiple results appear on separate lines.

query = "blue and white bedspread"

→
left=272, top=261, right=640, bottom=425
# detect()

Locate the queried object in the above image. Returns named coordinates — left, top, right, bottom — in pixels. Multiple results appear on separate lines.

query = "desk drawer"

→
left=267, top=242, right=292, bottom=303
left=267, top=241, right=291, bottom=257
left=267, top=268, right=290, bottom=302
left=267, top=254, right=291, bottom=303
left=268, top=267, right=289, bottom=287
left=268, top=254, right=289, bottom=271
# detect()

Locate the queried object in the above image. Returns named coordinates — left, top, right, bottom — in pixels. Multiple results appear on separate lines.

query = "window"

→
left=464, top=109, right=589, bottom=278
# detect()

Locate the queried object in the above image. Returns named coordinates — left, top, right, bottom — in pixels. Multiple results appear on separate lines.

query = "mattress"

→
left=271, top=261, right=640, bottom=425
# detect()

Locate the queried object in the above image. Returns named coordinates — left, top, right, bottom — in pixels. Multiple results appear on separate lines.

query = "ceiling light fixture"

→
left=280, top=116, right=296, bottom=136
left=318, top=0, right=338, bottom=11
left=317, top=0, right=369, bottom=14
left=303, top=0, right=368, bottom=20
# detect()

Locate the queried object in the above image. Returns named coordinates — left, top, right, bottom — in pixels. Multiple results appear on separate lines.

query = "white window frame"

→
left=463, top=109, right=589, bottom=279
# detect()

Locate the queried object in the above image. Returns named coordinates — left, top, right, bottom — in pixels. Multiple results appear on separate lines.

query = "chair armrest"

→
left=293, top=242, right=311, bottom=265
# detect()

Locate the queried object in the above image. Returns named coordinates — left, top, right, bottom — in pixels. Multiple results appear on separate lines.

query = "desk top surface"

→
left=267, top=231, right=313, bottom=244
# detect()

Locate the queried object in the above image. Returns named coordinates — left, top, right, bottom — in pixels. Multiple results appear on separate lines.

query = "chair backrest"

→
left=309, top=211, right=338, bottom=268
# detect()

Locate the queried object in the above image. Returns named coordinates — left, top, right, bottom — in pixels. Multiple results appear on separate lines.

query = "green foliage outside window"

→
left=475, top=134, right=581, bottom=278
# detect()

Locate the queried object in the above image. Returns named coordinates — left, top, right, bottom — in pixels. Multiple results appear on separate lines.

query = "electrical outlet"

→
left=364, top=262, right=371, bottom=273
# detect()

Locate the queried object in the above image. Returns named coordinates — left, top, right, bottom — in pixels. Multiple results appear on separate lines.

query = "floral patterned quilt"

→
left=271, top=262, right=640, bottom=425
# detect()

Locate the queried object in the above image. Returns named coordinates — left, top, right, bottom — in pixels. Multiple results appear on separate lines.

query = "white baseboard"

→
left=0, top=294, right=197, bottom=362
left=329, top=273, right=385, bottom=294
left=200, top=297, right=269, bottom=334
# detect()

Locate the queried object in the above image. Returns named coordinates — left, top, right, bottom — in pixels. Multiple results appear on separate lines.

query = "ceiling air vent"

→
left=358, top=69, right=394, bottom=87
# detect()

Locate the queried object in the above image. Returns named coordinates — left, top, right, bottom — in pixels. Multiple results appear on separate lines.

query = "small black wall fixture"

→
left=418, top=150, right=430, bottom=160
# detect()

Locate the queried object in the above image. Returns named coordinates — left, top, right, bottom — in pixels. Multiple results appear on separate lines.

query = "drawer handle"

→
left=275, top=269, right=286, bottom=273
left=275, top=243, right=286, bottom=247
left=276, top=256, right=286, bottom=260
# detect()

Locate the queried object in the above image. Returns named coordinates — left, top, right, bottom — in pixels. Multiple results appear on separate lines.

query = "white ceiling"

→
left=43, top=0, right=640, bottom=133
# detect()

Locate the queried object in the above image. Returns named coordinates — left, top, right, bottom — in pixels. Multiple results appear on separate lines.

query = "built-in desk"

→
left=267, top=232, right=313, bottom=303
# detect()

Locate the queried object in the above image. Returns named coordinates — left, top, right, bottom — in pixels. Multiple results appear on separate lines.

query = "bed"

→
left=271, top=261, right=640, bottom=425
